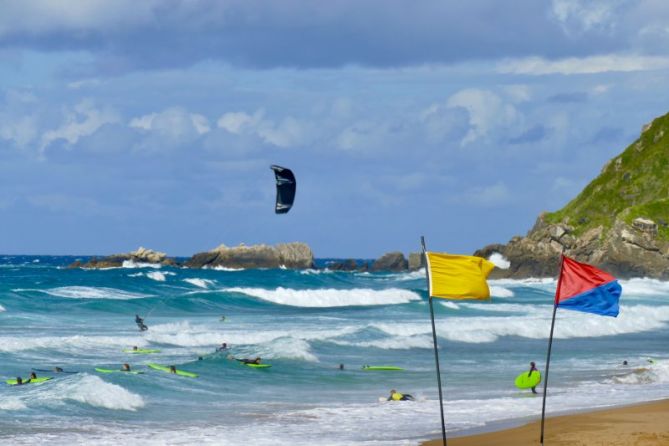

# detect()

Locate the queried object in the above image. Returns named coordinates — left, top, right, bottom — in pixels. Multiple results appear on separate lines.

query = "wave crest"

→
left=223, top=287, right=421, bottom=307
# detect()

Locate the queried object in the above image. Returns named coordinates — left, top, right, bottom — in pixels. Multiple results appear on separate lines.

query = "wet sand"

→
left=421, top=399, right=669, bottom=446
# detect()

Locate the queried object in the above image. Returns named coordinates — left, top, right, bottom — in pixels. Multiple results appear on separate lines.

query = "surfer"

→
left=54, top=367, right=64, bottom=373
left=220, top=315, right=226, bottom=322
left=338, top=364, right=344, bottom=370
left=121, top=363, right=131, bottom=372
left=529, top=362, right=539, bottom=394
left=237, top=357, right=262, bottom=365
left=15, top=377, right=25, bottom=385
left=216, top=343, right=228, bottom=352
left=132, top=346, right=139, bottom=351
left=388, top=389, right=414, bottom=401
left=135, top=314, right=148, bottom=331
left=169, top=366, right=177, bottom=374
left=29, top=372, right=37, bottom=380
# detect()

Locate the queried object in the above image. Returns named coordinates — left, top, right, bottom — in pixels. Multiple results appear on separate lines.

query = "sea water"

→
left=1, top=256, right=668, bottom=445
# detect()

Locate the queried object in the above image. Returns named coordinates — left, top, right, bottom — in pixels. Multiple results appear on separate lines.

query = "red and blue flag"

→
left=555, top=256, right=622, bottom=317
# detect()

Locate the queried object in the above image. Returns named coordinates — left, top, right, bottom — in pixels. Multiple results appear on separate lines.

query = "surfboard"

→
left=515, top=370, right=541, bottom=389
left=123, top=348, right=161, bottom=354
left=95, top=368, right=144, bottom=374
left=6, top=377, right=53, bottom=385
left=362, top=366, right=404, bottom=371
left=147, top=363, right=198, bottom=378
left=244, top=363, right=272, bottom=369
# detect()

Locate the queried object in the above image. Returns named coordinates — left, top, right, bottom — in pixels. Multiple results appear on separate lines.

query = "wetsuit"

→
left=389, top=392, right=415, bottom=401
left=529, top=364, right=539, bottom=394
left=135, top=315, right=148, bottom=331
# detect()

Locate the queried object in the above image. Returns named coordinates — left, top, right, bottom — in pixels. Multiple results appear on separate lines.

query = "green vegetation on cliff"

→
left=545, top=111, right=669, bottom=240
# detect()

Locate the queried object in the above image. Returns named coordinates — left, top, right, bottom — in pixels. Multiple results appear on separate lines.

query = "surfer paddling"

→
left=388, top=389, right=414, bottom=401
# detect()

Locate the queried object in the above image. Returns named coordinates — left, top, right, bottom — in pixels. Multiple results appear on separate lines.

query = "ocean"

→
left=1, top=255, right=668, bottom=445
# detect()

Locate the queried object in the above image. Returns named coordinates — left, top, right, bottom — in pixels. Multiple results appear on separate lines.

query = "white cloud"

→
left=446, top=89, right=519, bottom=145
left=0, top=115, right=38, bottom=147
left=129, top=107, right=210, bottom=147
left=217, top=110, right=264, bottom=134
left=217, top=109, right=307, bottom=148
left=0, top=1, right=161, bottom=36
left=551, top=0, right=624, bottom=34
left=39, top=100, right=119, bottom=153
left=497, top=54, right=669, bottom=75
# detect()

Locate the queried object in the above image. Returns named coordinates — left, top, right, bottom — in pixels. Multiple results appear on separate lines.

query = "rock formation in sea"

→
left=68, top=247, right=175, bottom=269
left=184, top=242, right=314, bottom=269
left=476, top=111, right=669, bottom=279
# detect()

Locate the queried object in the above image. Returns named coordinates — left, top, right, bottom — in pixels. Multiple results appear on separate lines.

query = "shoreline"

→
left=421, top=398, right=669, bottom=446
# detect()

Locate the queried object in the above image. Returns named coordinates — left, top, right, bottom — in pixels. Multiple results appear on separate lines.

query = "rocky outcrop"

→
left=475, top=216, right=669, bottom=279
left=184, top=242, right=314, bottom=269
left=408, top=252, right=424, bottom=270
left=69, top=247, right=175, bottom=269
left=371, top=252, right=408, bottom=272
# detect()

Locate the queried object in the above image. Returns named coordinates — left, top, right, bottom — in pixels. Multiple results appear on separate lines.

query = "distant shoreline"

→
left=421, top=398, right=669, bottom=446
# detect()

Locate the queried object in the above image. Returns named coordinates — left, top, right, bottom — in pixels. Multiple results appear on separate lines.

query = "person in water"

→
left=121, top=363, right=131, bottom=372
left=169, top=365, right=177, bottom=374
left=216, top=343, right=228, bottom=352
left=338, top=364, right=345, bottom=370
left=529, top=361, right=539, bottom=394
left=135, top=314, right=148, bottom=331
left=16, top=377, right=24, bottom=385
left=237, top=357, right=262, bottom=365
left=29, top=372, right=37, bottom=380
left=388, top=389, right=415, bottom=401
left=132, top=346, right=139, bottom=351
left=54, top=367, right=64, bottom=373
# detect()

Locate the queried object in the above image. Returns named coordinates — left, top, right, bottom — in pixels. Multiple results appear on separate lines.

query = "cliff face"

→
left=477, top=111, right=669, bottom=279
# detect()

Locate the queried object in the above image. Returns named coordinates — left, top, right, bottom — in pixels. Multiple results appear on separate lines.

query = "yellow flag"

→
left=426, top=252, right=495, bottom=300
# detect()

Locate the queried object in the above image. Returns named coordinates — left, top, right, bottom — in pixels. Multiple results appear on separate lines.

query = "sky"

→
left=1, top=0, right=669, bottom=258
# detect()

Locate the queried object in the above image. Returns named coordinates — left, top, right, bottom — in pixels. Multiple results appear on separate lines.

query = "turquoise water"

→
left=1, top=256, right=668, bottom=445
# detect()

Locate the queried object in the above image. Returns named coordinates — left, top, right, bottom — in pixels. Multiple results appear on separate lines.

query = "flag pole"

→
left=421, top=236, right=448, bottom=446
left=540, top=254, right=565, bottom=445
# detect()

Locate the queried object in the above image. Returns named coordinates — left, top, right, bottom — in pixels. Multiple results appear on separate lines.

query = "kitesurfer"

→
left=528, top=361, right=539, bottom=394
left=388, top=389, right=414, bottom=401
left=135, top=314, right=148, bottom=331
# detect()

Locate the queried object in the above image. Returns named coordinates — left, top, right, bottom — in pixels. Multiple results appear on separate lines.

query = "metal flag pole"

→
left=421, top=236, right=448, bottom=446
left=540, top=254, right=565, bottom=445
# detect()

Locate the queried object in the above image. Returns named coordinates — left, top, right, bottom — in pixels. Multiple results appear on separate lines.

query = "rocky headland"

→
left=69, top=247, right=176, bottom=269
left=184, top=242, right=314, bottom=269
left=476, top=111, right=669, bottom=279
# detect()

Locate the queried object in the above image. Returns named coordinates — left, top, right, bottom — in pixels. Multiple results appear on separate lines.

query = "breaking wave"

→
left=222, top=287, right=421, bottom=307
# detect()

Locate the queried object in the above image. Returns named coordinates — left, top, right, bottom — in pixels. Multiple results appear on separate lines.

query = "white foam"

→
left=122, top=260, right=162, bottom=269
left=21, top=374, right=144, bottom=411
left=0, top=334, right=149, bottom=353
left=0, top=398, right=27, bottom=410
left=332, top=334, right=434, bottom=350
left=209, top=265, right=243, bottom=271
left=255, top=337, right=319, bottom=362
left=183, top=278, right=216, bottom=288
left=618, top=278, right=669, bottom=297
left=610, top=359, right=669, bottom=385
left=146, top=271, right=166, bottom=282
left=367, top=304, right=669, bottom=343
left=441, top=301, right=460, bottom=310
left=222, top=287, right=421, bottom=307
left=490, top=285, right=514, bottom=298
left=30, top=286, right=151, bottom=300
left=62, top=375, right=144, bottom=411
left=488, top=252, right=510, bottom=269
left=0, top=304, right=5, bottom=312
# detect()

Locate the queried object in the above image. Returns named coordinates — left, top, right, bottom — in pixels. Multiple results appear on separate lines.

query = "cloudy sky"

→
left=1, top=0, right=669, bottom=257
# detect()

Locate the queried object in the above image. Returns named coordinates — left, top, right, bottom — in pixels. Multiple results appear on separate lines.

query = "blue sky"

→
left=1, top=0, right=669, bottom=257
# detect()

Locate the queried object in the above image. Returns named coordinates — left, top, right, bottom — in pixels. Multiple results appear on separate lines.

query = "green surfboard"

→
left=515, top=370, right=541, bottom=389
left=6, top=377, right=53, bottom=385
left=123, top=348, right=161, bottom=354
left=245, top=363, right=272, bottom=369
left=147, top=363, right=198, bottom=378
left=362, top=365, right=404, bottom=371
left=95, top=368, right=144, bottom=374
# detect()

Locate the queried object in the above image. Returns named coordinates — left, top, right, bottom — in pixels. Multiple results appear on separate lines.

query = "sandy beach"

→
left=422, top=399, right=669, bottom=446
